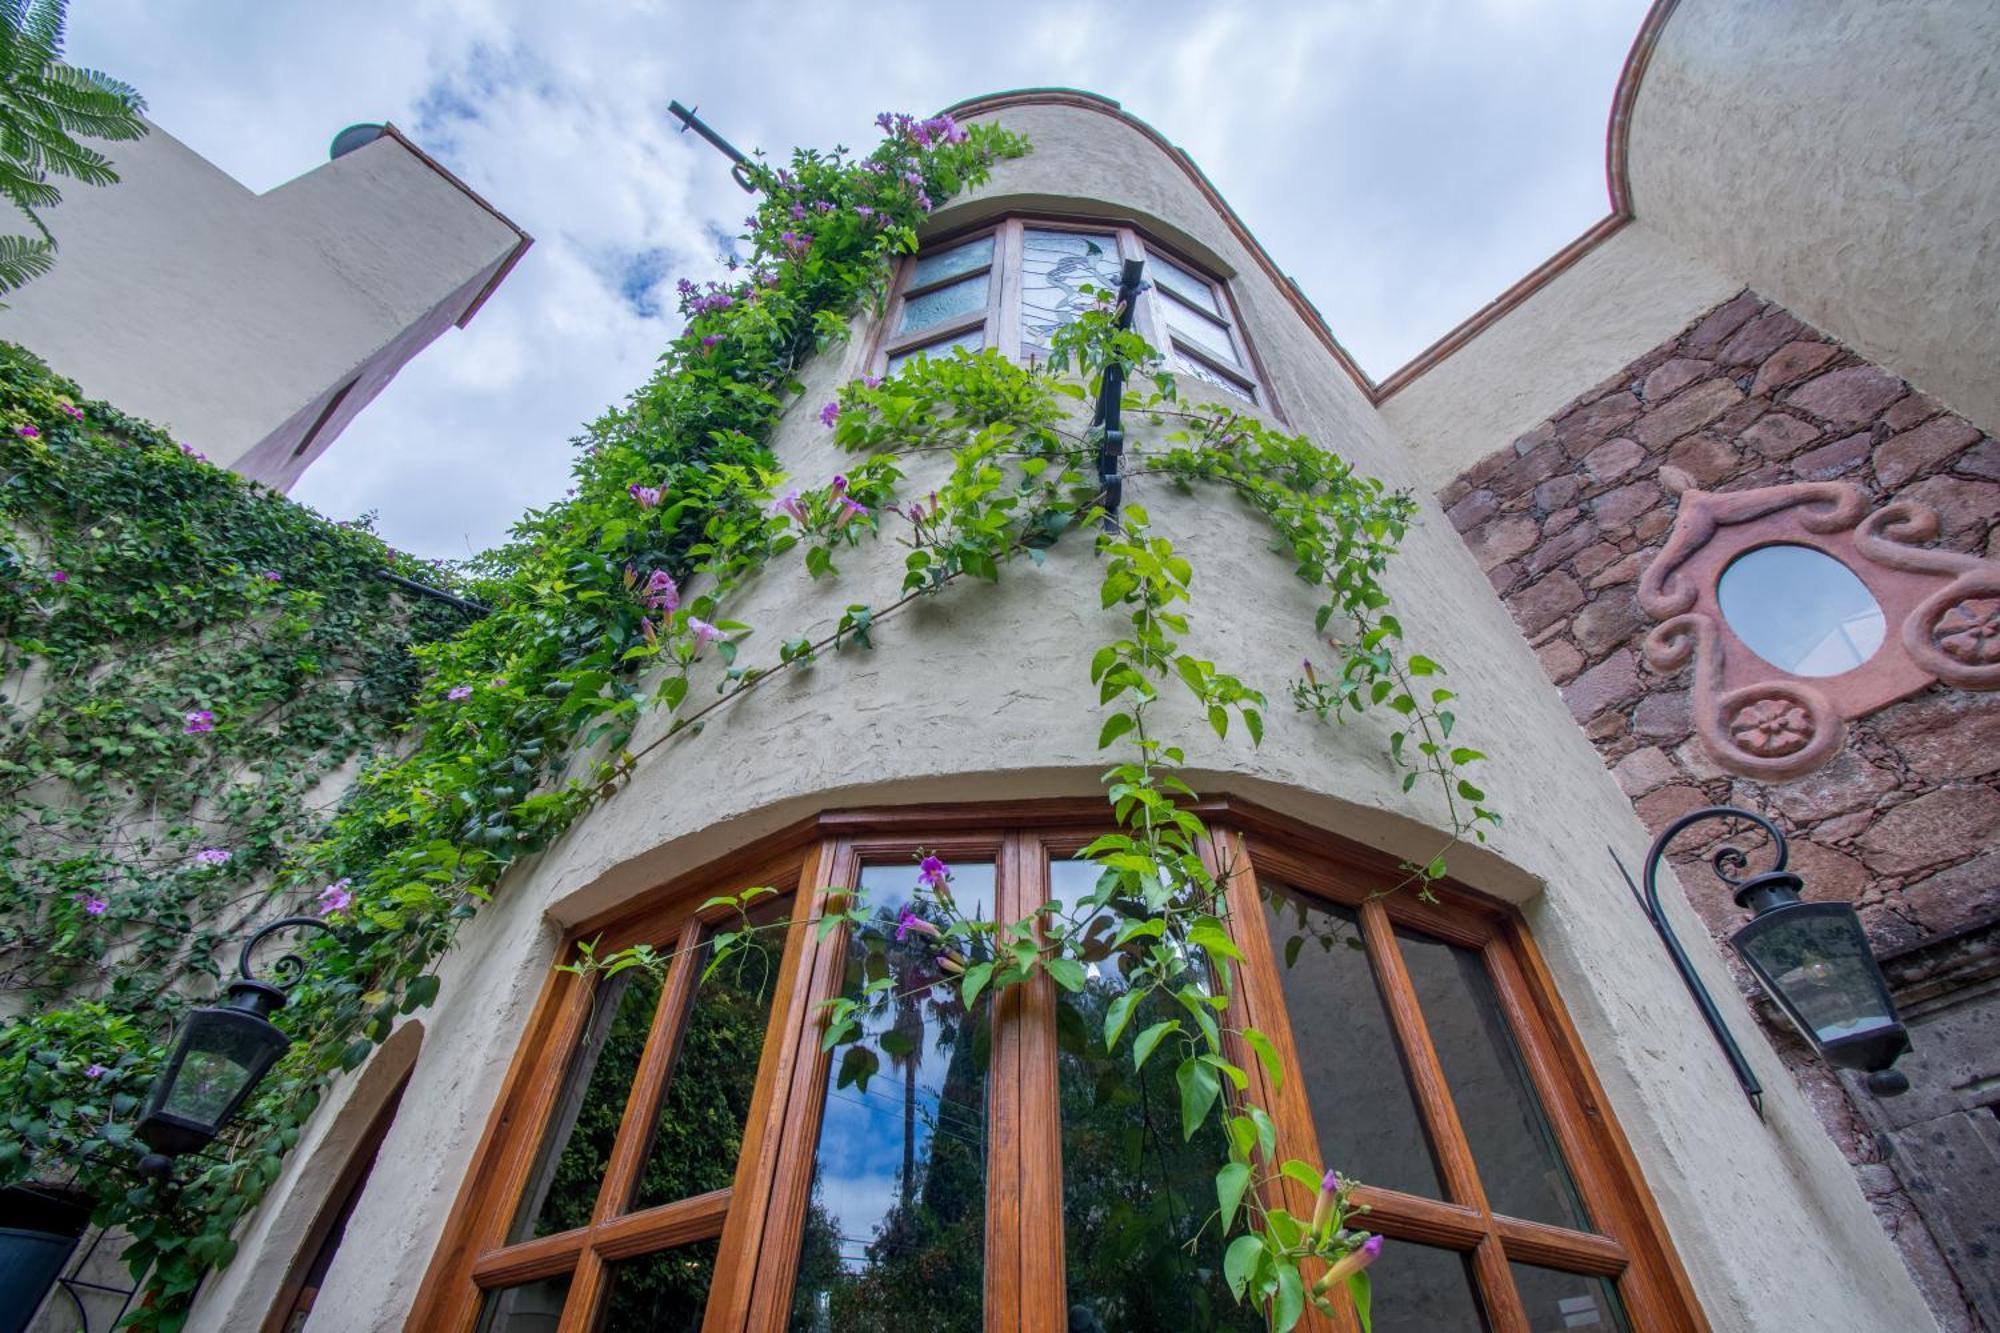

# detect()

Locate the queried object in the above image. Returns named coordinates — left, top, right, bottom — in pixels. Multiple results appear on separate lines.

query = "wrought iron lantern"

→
left=135, top=917, right=331, bottom=1177
left=1619, top=804, right=1911, bottom=1111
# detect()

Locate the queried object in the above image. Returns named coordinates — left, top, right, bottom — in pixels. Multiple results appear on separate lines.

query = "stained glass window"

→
left=1020, top=228, right=1124, bottom=354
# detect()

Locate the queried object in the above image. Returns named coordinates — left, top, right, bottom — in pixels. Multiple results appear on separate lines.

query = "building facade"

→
left=148, top=1, right=1995, bottom=1330
left=0, top=120, right=529, bottom=493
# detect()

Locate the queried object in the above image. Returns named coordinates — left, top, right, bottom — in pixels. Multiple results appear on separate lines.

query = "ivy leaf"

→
left=1175, top=1056, right=1221, bottom=1140
left=400, top=973, right=440, bottom=1012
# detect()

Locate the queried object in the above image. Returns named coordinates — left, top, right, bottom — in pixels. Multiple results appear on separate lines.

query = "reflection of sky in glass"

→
left=886, top=327, right=983, bottom=375
left=1169, top=347, right=1254, bottom=402
left=910, top=235, right=993, bottom=289
left=1145, top=250, right=1221, bottom=317
left=790, top=863, right=991, bottom=1331
left=1163, top=293, right=1241, bottom=366
left=1717, top=544, right=1884, bottom=676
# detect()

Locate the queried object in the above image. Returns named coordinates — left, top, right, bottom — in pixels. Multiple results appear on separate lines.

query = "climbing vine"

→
left=0, top=106, right=1493, bottom=1332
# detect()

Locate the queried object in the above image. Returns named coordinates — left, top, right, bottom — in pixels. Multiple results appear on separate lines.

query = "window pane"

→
left=512, top=967, right=663, bottom=1240
left=788, top=863, right=993, bottom=1332
left=628, top=896, right=791, bottom=1212
left=1367, top=1242, right=1488, bottom=1332
left=1394, top=927, right=1591, bottom=1229
left=1163, top=292, right=1242, bottom=366
left=475, top=1274, right=572, bottom=1333
left=886, top=328, right=983, bottom=375
left=897, top=272, right=988, bottom=334
left=910, top=235, right=994, bottom=289
left=1021, top=228, right=1124, bottom=353
left=1146, top=250, right=1222, bottom=317
left=1510, top=1263, right=1631, bottom=1333
left=1717, top=543, right=1884, bottom=676
left=593, top=1239, right=719, bottom=1332
left=1261, top=882, right=1446, bottom=1198
left=1048, top=860, right=1264, bottom=1332
left=1169, top=347, right=1255, bottom=403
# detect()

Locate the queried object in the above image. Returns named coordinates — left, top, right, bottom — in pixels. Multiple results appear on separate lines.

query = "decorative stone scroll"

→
left=1640, top=482, right=2000, bottom=780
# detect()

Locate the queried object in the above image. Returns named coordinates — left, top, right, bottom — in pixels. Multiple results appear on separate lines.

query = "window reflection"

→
left=593, top=1239, right=719, bottom=1332
left=1716, top=543, right=1884, bottom=676
left=1510, top=1262, right=1631, bottom=1333
left=886, top=328, right=983, bottom=376
left=1365, top=1242, right=1488, bottom=1332
left=1048, top=860, right=1264, bottom=1332
left=789, top=863, right=994, bottom=1333
left=475, top=1274, right=571, bottom=1333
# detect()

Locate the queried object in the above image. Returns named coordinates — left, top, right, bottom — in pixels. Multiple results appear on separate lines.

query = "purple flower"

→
left=60, top=403, right=84, bottom=420
left=194, top=847, right=232, bottom=866
left=643, top=568, right=680, bottom=613
left=915, top=190, right=933, bottom=213
left=861, top=374, right=882, bottom=389
left=902, top=171, right=924, bottom=188
left=48, top=570, right=66, bottom=584
left=491, top=676, right=508, bottom=688
left=84, top=1063, right=108, bottom=1078
left=819, top=401, right=840, bottom=428
left=895, top=905, right=940, bottom=942
left=688, top=617, right=723, bottom=646
left=183, top=710, right=215, bottom=734
left=700, top=334, right=721, bottom=350
left=772, top=488, right=808, bottom=526
left=1317, top=1235, right=1384, bottom=1293
left=262, top=570, right=282, bottom=582
left=629, top=483, right=662, bottom=509
left=875, top=111, right=895, bottom=132
left=830, top=473, right=849, bottom=493
left=917, top=855, right=949, bottom=889
left=836, top=495, right=870, bottom=526
left=447, top=685, right=473, bottom=701
left=782, top=231, right=813, bottom=255
left=855, top=204, right=875, bottom=219
left=814, top=199, right=834, bottom=213
left=317, top=878, right=353, bottom=916
left=77, top=892, right=107, bottom=916
left=789, top=203, right=807, bottom=221
left=676, top=278, right=696, bottom=298
left=15, top=424, right=39, bottom=438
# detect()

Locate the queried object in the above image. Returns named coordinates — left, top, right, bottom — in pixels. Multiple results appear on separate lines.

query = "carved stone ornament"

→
left=1639, top=482, right=2000, bottom=780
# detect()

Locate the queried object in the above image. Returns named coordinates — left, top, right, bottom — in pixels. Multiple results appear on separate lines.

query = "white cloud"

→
left=66, top=0, right=1652, bottom=559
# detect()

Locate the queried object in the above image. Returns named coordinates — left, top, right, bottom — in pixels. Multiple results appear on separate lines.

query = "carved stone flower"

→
left=1934, top=596, right=2000, bottom=665
left=1729, top=697, right=1814, bottom=757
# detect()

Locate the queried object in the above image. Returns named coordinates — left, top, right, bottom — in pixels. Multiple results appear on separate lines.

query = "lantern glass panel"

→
left=1733, top=903, right=1896, bottom=1047
left=157, top=1005, right=289, bottom=1129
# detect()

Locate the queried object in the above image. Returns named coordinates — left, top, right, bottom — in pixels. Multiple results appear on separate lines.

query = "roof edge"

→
left=376, top=122, right=535, bottom=328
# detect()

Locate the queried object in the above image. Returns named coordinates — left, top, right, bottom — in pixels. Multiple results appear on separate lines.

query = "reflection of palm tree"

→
left=889, top=970, right=924, bottom=1211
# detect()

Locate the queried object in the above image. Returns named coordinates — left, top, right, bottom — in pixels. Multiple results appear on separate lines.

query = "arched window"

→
left=413, top=802, right=1699, bottom=1332
left=878, top=219, right=1270, bottom=410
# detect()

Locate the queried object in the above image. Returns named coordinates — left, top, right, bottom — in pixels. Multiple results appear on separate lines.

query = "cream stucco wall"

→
left=1630, top=0, right=2000, bottom=435
left=1381, top=219, right=1739, bottom=493
left=0, top=121, right=522, bottom=490
left=211, top=94, right=1943, bottom=1333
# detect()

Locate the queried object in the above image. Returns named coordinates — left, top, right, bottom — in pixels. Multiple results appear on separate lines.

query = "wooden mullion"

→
left=1345, top=1188, right=1488, bottom=1251
left=901, top=261, right=994, bottom=303
left=595, top=1188, right=732, bottom=1261
left=1248, top=838, right=1497, bottom=948
left=740, top=839, right=860, bottom=1332
left=471, top=1229, right=587, bottom=1288
left=984, top=832, right=1024, bottom=1331
left=1358, top=899, right=1529, bottom=1333
left=1013, top=832, right=1067, bottom=1330
left=588, top=916, right=705, bottom=1227
left=1493, top=922, right=1710, bottom=1331
left=1212, top=829, right=1352, bottom=1333
left=996, top=220, right=1024, bottom=363
left=704, top=843, right=833, bottom=1333
left=553, top=1249, right=605, bottom=1333
left=1492, top=1215, right=1627, bottom=1277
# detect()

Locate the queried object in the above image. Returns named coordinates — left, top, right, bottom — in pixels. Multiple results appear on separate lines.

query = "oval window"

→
left=1717, top=544, right=1885, bottom=676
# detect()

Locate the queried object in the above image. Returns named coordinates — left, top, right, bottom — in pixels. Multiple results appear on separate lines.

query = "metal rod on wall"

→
left=668, top=100, right=757, bottom=193
left=1094, top=258, right=1148, bottom=531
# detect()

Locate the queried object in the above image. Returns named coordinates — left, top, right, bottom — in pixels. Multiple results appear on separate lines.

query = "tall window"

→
left=414, top=805, right=1700, bottom=1333
left=880, top=219, right=1267, bottom=407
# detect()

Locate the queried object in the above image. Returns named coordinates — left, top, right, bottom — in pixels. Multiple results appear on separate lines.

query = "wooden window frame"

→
left=408, top=799, right=1703, bottom=1333
left=875, top=217, right=1276, bottom=415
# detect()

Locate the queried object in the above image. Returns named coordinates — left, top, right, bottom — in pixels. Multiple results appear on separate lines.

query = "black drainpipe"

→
left=1094, top=258, right=1148, bottom=530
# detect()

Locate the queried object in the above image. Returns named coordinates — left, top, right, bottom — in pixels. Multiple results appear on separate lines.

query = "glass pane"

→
left=1394, top=928, right=1591, bottom=1230
left=1367, top=1242, right=1488, bottom=1332
left=1021, top=228, right=1124, bottom=352
left=1162, top=292, right=1242, bottom=366
left=1735, top=905, right=1897, bottom=1046
left=475, top=1274, right=572, bottom=1333
left=161, top=1047, right=254, bottom=1124
left=1261, top=882, right=1446, bottom=1198
left=1169, top=347, right=1255, bottom=403
left=910, top=235, right=994, bottom=289
left=1510, top=1263, right=1631, bottom=1333
left=513, top=967, right=664, bottom=1240
left=1146, top=250, right=1222, bottom=316
left=789, top=862, right=993, bottom=1332
left=593, top=1239, right=719, bottom=1332
left=886, top=328, right=983, bottom=375
left=1717, top=544, right=1884, bottom=676
left=897, top=272, right=988, bottom=335
left=1048, top=859, right=1264, bottom=1332
left=629, top=896, right=791, bottom=1212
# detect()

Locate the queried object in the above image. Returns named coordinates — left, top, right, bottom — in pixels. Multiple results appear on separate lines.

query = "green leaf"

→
left=1274, top=1262, right=1306, bottom=1332
left=959, top=961, right=995, bottom=1010
left=1224, top=1233, right=1264, bottom=1302
left=1243, top=1027, right=1282, bottom=1094
left=1096, top=712, right=1136, bottom=751
left=1216, top=1161, right=1251, bottom=1231
left=1348, top=1271, right=1373, bottom=1333
left=401, top=973, right=441, bottom=1012
left=1045, top=957, right=1086, bottom=993
left=1175, top=1056, right=1221, bottom=1140
left=1103, top=990, right=1139, bottom=1051
left=1133, top=1019, right=1179, bottom=1072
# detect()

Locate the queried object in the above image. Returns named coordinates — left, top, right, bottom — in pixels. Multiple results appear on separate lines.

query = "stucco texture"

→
left=212, top=98, right=1934, bottom=1333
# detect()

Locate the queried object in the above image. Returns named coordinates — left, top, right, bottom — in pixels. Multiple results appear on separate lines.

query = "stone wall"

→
left=1439, top=289, right=1999, bottom=1331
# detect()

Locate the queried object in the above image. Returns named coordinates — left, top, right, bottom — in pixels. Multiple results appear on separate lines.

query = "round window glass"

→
left=1716, top=543, right=1885, bottom=676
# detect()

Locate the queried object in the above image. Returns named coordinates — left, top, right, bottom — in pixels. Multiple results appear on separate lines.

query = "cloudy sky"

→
left=69, top=0, right=1651, bottom=561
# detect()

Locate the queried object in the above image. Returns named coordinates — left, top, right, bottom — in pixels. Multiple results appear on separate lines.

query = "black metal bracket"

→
left=237, top=914, right=337, bottom=996
left=1094, top=259, right=1148, bottom=532
left=668, top=100, right=757, bottom=193
left=375, top=568, right=490, bottom=617
left=1611, top=803, right=1793, bottom=1119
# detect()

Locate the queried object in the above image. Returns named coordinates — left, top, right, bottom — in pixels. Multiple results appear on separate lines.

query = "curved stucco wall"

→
left=219, top=96, right=1934, bottom=1333
left=1630, top=0, right=2000, bottom=434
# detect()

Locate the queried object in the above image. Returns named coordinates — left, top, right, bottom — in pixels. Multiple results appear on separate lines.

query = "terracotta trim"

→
left=375, top=122, right=535, bottom=328
left=944, top=0, right=1685, bottom=406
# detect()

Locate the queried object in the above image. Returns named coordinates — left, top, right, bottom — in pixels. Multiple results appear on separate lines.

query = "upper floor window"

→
left=881, top=219, right=1267, bottom=407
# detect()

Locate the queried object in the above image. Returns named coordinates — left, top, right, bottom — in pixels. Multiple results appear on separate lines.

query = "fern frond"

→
left=0, top=231, right=56, bottom=296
